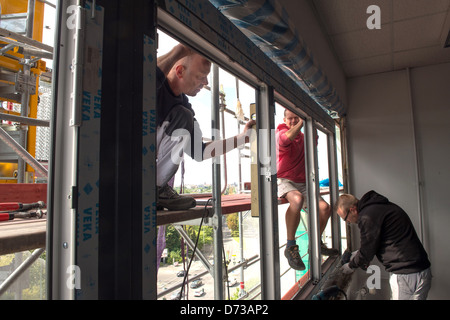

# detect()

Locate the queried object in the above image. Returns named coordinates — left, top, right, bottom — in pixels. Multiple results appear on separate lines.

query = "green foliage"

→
left=226, top=213, right=239, bottom=236
left=164, top=225, right=181, bottom=253
left=161, top=224, right=214, bottom=265
left=168, top=250, right=182, bottom=264
left=0, top=251, right=46, bottom=300
left=162, top=184, right=240, bottom=265
left=230, top=287, right=240, bottom=300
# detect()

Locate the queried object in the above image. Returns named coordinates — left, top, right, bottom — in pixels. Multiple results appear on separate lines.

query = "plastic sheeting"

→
left=209, top=0, right=345, bottom=117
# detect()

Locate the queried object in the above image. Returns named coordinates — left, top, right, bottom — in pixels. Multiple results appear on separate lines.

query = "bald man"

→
left=156, top=44, right=254, bottom=210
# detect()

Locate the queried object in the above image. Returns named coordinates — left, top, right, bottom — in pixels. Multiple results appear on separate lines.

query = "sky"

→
left=41, top=0, right=56, bottom=69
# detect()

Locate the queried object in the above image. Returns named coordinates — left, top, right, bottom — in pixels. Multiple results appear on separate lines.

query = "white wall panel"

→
left=410, top=63, right=450, bottom=300
left=346, top=62, right=450, bottom=299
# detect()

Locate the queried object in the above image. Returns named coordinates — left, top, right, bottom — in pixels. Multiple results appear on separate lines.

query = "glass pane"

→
left=317, top=129, right=333, bottom=264
left=156, top=29, right=260, bottom=300
left=335, top=124, right=348, bottom=253
left=274, top=103, right=310, bottom=298
left=0, top=250, right=46, bottom=300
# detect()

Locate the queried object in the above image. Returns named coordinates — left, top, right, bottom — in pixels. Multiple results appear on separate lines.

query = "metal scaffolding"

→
left=0, top=0, right=52, bottom=298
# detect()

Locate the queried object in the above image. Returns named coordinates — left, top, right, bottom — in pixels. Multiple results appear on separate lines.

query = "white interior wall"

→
left=277, top=0, right=348, bottom=108
left=409, top=63, right=450, bottom=300
left=346, top=62, right=450, bottom=299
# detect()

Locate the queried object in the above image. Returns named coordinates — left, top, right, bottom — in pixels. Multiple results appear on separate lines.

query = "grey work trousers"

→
left=390, top=267, right=432, bottom=300
left=156, top=105, right=203, bottom=187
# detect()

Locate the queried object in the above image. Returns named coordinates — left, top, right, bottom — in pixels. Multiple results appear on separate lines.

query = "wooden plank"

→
left=198, top=193, right=288, bottom=214
left=0, top=219, right=46, bottom=255
left=157, top=207, right=213, bottom=226
left=0, top=184, right=48, bottom=254
left=0, top=183, right=47, bottom=204
left=195, top=194, right=252, bottom=215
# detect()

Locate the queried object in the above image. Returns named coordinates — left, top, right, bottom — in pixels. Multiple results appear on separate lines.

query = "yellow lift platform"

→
left=0, top=0, right=50, bottom=184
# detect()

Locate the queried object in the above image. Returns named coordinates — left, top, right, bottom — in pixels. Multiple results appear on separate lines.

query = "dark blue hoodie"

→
left=349, top=190, right=430, bottom=274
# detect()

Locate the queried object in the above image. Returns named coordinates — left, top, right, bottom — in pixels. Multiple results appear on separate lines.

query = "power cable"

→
left=223, top=243, right=230, bottom=299
left=178, top=198, right=212, bottom=300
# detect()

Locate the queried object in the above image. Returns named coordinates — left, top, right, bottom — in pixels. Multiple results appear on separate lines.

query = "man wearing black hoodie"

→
left=335, top=190, right=432, bottom=300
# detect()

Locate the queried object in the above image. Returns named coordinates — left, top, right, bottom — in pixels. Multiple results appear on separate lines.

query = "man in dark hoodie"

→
left=335, top=190, right=432, bottom=300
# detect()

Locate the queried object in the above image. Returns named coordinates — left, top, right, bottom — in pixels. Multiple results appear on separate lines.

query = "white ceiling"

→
left=299, top=0, right=450, bottom=78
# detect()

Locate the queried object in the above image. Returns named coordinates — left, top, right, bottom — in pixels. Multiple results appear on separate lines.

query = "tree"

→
left=226, top=213, right=239, bottom=237
left=164, top=225, right=181, bottom=253
left=161, top=225, right=214, bottom=265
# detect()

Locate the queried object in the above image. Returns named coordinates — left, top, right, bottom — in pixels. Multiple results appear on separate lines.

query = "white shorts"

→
left=277, top=178, right=308, bottom=208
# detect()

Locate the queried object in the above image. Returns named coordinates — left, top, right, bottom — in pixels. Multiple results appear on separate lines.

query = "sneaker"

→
left=157, top=185, right=196, bottom=211
left=284, top=245, right=306, bottom=271
left=321, top=241, right=339, bottom=256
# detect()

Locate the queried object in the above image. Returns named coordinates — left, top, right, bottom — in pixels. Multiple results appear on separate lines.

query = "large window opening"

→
left=274, top=102, right=347, bottom=298
left=335, top=122, right=348, bottom=253
left=316, top=127, right=333, bottom=262
left=156, top=30, right=261, bottom=300
left=0, top=0, right=56, bottom=300
left=156, top=4, right=347, bottom=298
left=274, top=103, right=310, bottom=297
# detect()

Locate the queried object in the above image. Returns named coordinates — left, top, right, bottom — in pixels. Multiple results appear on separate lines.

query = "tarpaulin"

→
left=210, top=0, right=345, bottom=117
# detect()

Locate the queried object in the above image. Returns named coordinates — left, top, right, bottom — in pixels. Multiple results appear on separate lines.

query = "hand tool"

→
left=312, top=285, right=347, bottom=300
left=0, top=209, right=45, bottom=221
left=0, top=201, right=45, bottom=212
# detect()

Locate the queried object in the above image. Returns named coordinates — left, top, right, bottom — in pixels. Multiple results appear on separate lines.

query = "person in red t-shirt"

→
left=276, top=109, right=338, bottom=270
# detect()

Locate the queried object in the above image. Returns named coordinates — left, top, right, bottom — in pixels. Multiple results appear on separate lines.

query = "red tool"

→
left=0, top=201, right=45, bottom=213
left=0, top=213, right=15, bottom=221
